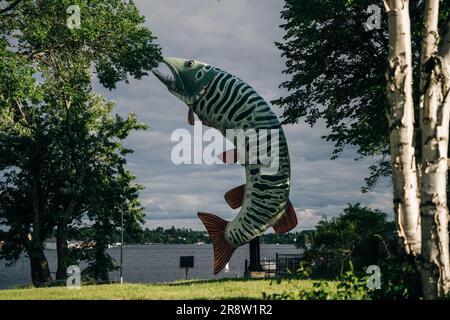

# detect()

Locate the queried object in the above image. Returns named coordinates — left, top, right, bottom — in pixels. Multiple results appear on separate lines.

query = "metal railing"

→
left=245, top=253, right=303, bottom=277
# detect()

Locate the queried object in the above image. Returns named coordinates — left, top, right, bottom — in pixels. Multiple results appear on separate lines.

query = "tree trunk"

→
left=29, top=248, right=52, bottom=286
left=56, top=221, right=68, bottom=280
left=417, top=0, right=441, bottom=181
left=30, top=171, right=52, bottom=286
left=419, top=8, right=450, bottom=298
left=384, top=0, right=421, bottom=256
left=54, top=112, right=86, bottom=280
left=56, top=197, right=79, bottom=279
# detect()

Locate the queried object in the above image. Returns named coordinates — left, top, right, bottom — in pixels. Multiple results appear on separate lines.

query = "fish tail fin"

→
left=198, top=212, right=236, bottom=275
left=273, top=200, right=298, bottom=234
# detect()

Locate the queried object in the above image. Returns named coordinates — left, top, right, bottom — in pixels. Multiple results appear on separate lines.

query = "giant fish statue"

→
left=153, top=57, right=297, bottom=274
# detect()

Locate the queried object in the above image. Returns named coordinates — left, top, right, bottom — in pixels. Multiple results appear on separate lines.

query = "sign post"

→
left=180, top=256, right=194, bottom=280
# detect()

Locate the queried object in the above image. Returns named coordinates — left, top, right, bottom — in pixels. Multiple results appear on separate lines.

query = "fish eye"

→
left=186, top=60, right=195, bottom=68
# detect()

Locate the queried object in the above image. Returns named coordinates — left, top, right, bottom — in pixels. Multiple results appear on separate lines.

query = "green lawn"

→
left=0, top=278, right=334, bottom=300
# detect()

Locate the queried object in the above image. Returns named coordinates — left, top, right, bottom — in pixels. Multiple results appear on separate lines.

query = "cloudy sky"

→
left=94, top=0, right=393, bottom=231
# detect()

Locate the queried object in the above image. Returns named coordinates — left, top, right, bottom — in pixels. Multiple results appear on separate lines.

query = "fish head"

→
left=152, top=57, right=217, bottom=105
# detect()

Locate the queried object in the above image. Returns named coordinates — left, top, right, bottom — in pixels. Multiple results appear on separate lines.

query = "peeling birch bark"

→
left=420, top=6, right=450, bottom=298
left=419, top=0, right=440, bottom=161
left=384, top=0, right=421, bottom=256
left=420, top=1, right=440, bottom=65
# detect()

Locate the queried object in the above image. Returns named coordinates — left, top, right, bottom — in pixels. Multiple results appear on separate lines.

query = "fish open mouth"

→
left=152, top=58, right=184, bottom=91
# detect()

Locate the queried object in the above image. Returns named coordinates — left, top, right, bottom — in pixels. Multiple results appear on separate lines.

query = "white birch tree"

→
left=419, top=0, right=450, bottom=298
left=384, top=0, right=422, bottom=256
left=385, top=0, right=450, bottom=298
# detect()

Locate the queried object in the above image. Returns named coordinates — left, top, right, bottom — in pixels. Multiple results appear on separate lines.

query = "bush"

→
left=370, top=255, right=422, bottom=300
left=300, top=203, right=396, bottom=279
left=264, top=255, right=422, bottom=300
left=264, top=264, right=370, bottom=300
left=265, top=203, right=424, bottom=300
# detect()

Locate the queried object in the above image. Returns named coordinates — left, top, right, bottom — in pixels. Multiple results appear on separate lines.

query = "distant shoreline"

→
left=1, top=244, right=301, bottom=290
left=42, top=242, right=296, bottom=250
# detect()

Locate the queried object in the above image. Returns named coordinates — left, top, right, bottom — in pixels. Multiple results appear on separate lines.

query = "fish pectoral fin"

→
left=224, top=184, right=245, bottom=209
left=218, top=149, right=238, bottom=164
left=273, top=200, right=298, bottom=234
left=188, top=108, right=195, bottom=126
left=198, top=212, right=236, bottom=275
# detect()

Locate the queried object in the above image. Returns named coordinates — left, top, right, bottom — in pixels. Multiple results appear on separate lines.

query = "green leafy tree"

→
left=303, top=204, right=396, bottom=279
left=274, top=0, right=450, bottom=189
left=0, top=0, right=161, bottom=285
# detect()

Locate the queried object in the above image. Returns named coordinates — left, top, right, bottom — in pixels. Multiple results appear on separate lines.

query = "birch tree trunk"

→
left=384, top=0, right=421, bottom=256
left=417, top=0, right=441, bottom=167
left=419, top=5, right=450, bottom=297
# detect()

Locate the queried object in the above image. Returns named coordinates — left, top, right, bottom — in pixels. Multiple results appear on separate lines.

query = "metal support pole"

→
left=120, top=210, right=124, bottom=284
left=248, top=236, right=263, bottom=272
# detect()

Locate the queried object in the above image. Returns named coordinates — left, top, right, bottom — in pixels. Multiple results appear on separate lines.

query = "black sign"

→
left=180, top=256, right=194, bottom=268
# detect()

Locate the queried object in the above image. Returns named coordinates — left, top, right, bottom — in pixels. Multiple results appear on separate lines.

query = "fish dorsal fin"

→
left=273, top=200, right=298, bottom=234
left=218, top=149, right=238, bottom=164
left=198, top=212, right=236, bottom=275
left=224, top=184, right=245, bottom=209
left=188, top=107, right=211, bottom=127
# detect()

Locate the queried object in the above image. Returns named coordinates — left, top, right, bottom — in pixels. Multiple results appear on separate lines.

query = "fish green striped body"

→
left=192, top=67, right=291, bottom=246
left=153, top=57, right=295, bottom=273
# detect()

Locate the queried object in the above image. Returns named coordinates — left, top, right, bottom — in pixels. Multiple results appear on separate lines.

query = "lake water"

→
left=0, top=244, right=300, bottom=290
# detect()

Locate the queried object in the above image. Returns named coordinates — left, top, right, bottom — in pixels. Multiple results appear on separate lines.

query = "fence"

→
left=244, top=253, right=303, bottom=277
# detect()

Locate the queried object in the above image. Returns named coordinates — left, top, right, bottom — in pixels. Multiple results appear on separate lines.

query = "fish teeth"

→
left=154, top=69, right=175, bottom=82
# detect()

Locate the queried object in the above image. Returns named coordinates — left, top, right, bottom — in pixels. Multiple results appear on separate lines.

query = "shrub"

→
left=300, top=204, right=396, bottom=279
left=264, top=264, right=370, bottom=300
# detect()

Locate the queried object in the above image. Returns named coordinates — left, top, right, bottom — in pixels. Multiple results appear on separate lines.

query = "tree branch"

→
left=0, top=0, right=21, bottom=15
